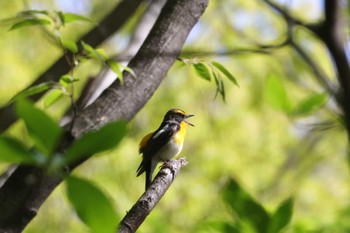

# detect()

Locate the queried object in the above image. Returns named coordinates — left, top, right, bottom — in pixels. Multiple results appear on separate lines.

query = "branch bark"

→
left=0, top=0, right=208, bottom=232
left=79, top=0, right=167, bottom=109
left=0, top=0, right=143, bottom=134
left=119, top=158, right=188, bottom=233
left=315, top=0, right=350, bottom=139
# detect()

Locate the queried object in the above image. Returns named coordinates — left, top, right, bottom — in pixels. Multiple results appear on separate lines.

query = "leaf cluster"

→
left=179, top=58, right=239, bottom=101
left=209, top=178, right=293, bottom=233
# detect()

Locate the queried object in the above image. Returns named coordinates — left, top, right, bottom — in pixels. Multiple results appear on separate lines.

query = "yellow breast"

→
left=174, top=121, right=188, bottom=145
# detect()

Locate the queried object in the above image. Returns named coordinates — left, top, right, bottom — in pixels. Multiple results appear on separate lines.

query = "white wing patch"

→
left=152, top=128, right=165, bottom=139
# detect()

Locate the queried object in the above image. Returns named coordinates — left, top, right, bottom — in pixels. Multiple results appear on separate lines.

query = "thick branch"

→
left=0, top=0, right=208, bottom=232
left=119, top=158, right=188, bottom=233
left=0, top=0, right=143, bottom=133
left=316, top=0, right=350, bottom=138
left=79, top=0, right=167, bottom=109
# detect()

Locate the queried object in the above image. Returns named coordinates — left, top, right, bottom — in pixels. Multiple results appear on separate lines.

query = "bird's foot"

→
left=160, top=160, right=175, bottom=181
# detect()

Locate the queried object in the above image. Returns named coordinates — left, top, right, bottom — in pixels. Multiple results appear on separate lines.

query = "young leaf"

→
left=291, top=93, right=328, bottom=117
left=81, top=41, right=95, bottom=55
left=107, top=60, right=123, bottom=83
left=64, top=121, right=127, bottom=164
left=124, top=66, right=136, bottom=78
left=222, top=178, right=270, bottom=233
left=10, top=81, right=57, bottom=102
left=15, top=99, right=63, bottom=156
left=10, top=18, right=51, bottom=31
left=61, top=39, right=78, bottom=53
left=268, top=198, right=293, bottom=233
left=193, top=62, right=212, bottom=81
left=44, top=89, right=64, bottom=108
left=95, top=49, right=108, bottom=61
left=61, top=13, right=91, bottom=24
left=212, top=61, right=239, bottom=86
left=66, top=176, right=118, bottom=233
left=265, top=74, right=292, bottom=114
left=0, top=136, right=36, bottom=164
left=60, top=74, right=79, bottom=85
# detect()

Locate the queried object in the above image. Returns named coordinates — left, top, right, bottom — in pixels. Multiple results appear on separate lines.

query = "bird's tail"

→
left=137, top=159, right=157, bottom=190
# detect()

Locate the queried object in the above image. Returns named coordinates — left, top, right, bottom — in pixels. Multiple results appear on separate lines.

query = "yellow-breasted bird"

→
left=137, top=109, right=194, bottom=190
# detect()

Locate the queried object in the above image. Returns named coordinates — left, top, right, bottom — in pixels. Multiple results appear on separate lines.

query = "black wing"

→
left=141, top=121, right=179, bottom=162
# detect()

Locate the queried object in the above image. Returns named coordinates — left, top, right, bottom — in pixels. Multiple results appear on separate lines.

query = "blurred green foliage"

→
left=0, top=0, right=349, bottom=233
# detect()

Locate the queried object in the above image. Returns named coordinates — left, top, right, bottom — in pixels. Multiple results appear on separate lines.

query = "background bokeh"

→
left=1, top=0, right=349, bottom=232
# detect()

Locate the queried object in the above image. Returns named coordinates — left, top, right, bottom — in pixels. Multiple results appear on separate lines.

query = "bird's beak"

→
left=184, top=114, right=194, bottom=126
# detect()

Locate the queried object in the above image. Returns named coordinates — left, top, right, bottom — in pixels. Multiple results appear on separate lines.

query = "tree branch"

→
left=314, top=0, right=350, bottom=139
left=290, top=40, right=338, bottom=97
left=0, top=0, right=143, bottom=133
left=79, top=0, right=167, bottom=109
left=119, top=158, right=188, bottom=233
left=0, top=0, right=208, bottom=232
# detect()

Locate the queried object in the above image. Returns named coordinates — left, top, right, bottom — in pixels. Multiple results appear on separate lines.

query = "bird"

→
left=137, top=109, right=194, bottom=190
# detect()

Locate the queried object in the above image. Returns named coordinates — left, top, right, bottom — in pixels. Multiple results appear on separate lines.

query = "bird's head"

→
left=164, top=109, right=194, bottom=126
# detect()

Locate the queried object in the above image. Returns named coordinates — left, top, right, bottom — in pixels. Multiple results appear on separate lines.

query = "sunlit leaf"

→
left=64, top=121, right=127, bottom=164
left=291, top=93, right=328, bottom=117
left=15, top=99, right=63, bottom=156
left=0, top=136, right=36, bottom=164
left=223, top=178, right=270, bottom=233
left=212, top=61, right=239, bottom=86
left=60, top=74, right=79, bottom=85
left=61, top=39, right=78, bottom=53
left=123, top=66, right=136, bottom=78
left=61, top=13, right=91, bottom=24
left=81, top=41, right=95, bottom=54
left=193, top=62, right=212, bottom=81
left=9, top=18, right=51, bottom=31
left=10, top=81, right=57, bottom=102
left=66, top=176, right=118, bottom=233
left=265, top=74, right=292, bottom=113
left=81, top=41, right=106, bottom=63
left=107, top=60, right=123, bottom=83
left=44, top=89, right=64, bottom=108
left=268, top=198, right=293, bottom=233
left=95, top=49, right=108, bottom=61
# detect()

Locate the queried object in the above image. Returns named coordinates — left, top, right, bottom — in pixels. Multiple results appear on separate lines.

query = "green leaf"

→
left=64, top=121, right=127, bottom=164
left=10, top=81, right=57, bottom=102
left=212, top=61, right=239, bottom=86
left=107, top=60, right=123, bottom=83
left=66, top=176, right=118, bottom=233
left=15, top=99, right=63, bottom=156
left=18, top=10, right=49, bottom=16
left=61, top=13, right=91, bottom=24
left=61, top=39, right=78, bottom=53
left=268, top=198, right=293, bottom=233
left=81, top=41, right=106, bottom=63
left=124, top=66, right=136, bottom=78
left=291, top=93, right=328, bottom=117
left=60, top=74, right=79, bottom=85
left=193, top=62, right=212, bottom=81
left=205, top=220, right=240, bottom=233
left=223, top=178, right=270, bottom=233
left=0, top=136, right=36, bottom=164
left=265, top=74, right=292, bottom=113
left=95, top=49, right=108, bottom=61
left=10, top=18, right=51, bottom=31
left=44, top=89, right=64, bottom=108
